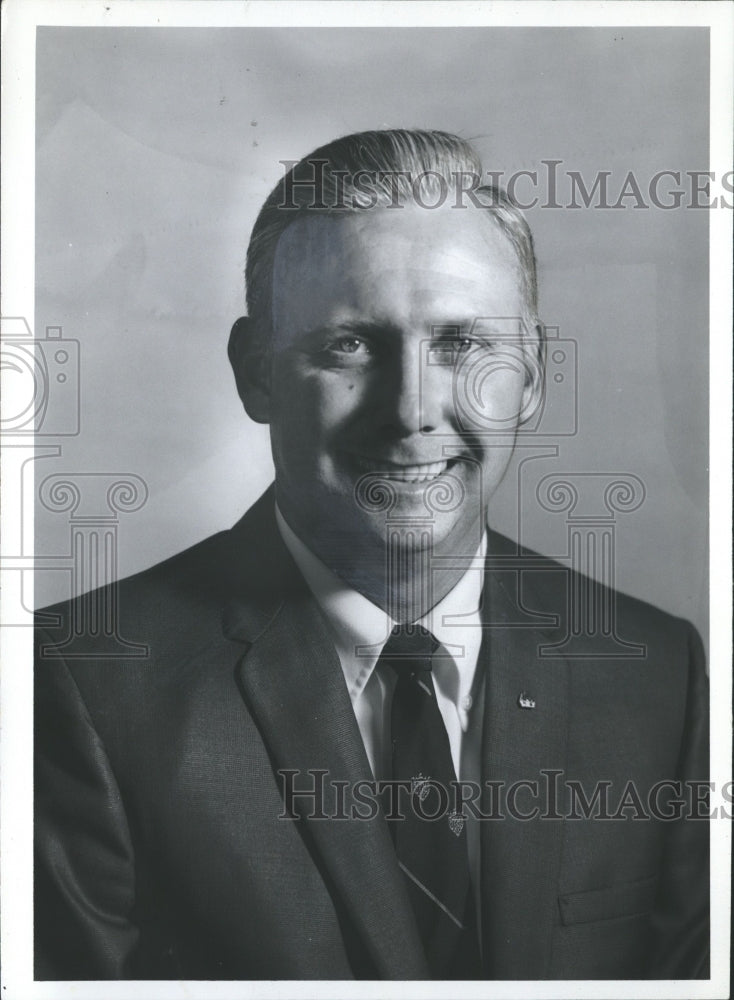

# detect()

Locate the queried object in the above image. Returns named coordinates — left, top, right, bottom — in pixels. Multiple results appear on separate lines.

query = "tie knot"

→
left=380, top=624, right=438, bottom=675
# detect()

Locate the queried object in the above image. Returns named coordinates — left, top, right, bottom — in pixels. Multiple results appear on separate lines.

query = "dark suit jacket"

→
left=35, top=488, right=709, bottom=980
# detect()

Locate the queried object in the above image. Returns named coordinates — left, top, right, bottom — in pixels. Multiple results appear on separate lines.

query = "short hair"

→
left=245, top=128, right=541, bottom=356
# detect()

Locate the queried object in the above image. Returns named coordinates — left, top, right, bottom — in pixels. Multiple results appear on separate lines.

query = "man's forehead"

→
left=272, top=205, right=521, bottom=284
left=269, top=207, right=525, bottom=340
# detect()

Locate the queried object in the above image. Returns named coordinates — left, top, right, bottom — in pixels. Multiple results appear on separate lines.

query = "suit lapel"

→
left=479, top=556, right=569, bottom=979
left=222, top=498, right=569, bottom=979
left=223, top=495, right=428, bottom=979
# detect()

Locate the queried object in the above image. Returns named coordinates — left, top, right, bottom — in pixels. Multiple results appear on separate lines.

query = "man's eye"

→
left=456, top=336, right=497, bottom=355
left=330, top=336, right=371, bottom=355
left=429, top=337, right=490, bottom=364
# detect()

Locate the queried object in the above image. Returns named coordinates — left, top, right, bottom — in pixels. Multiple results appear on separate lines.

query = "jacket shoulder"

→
left=487, top=528, right=703, bottom=646
left=35, top=489, right=287, bottom=674
left=37, top=528, right=233, bottom=633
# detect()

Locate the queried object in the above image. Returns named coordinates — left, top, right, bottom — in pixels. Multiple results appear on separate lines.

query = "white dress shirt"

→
left=275, top=506, right=487, bottom=904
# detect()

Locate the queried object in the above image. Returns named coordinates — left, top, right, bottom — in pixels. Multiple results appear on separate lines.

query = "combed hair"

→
left=245, top=128, right=540, bottom=354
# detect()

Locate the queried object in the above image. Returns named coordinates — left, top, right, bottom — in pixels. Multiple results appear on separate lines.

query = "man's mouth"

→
left=352, top=456, right=457, bottom=484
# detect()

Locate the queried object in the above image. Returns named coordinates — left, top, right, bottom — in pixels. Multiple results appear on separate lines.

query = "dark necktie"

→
left=379, top=624, right=482, bottom=979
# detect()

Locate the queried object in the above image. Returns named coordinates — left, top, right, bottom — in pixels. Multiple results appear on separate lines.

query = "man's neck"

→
left=276, top=507, right=486, bottom=623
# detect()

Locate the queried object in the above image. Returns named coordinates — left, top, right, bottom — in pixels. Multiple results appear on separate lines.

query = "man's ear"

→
left=228, top=316, right=271, bottom=424
left=519, top=324, right=546, bottom=424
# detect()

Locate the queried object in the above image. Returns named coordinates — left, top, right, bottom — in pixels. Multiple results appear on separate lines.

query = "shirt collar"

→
left=275, top=505, right=486, bottom=701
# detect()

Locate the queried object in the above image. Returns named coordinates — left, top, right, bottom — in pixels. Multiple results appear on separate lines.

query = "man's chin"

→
left=343, top=504, right=484, bottom=556
left=279, top=470, right=484, bottom=555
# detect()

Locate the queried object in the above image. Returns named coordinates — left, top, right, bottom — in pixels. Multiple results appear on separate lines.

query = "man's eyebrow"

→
left=299, top=319, right=403, bottom=341
left=431, top=318, right=522, bottom=337
left=297, top=317, right=510, bottom=343
left=429, top=320, right=506, bottom=340
left=429, top=320, right=476, bottom=335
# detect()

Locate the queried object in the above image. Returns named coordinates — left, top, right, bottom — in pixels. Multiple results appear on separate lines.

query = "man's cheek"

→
left=272, top=382, right=326, bottom=432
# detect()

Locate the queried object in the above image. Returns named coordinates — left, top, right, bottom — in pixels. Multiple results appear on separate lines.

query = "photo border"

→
left=2, top=2, right=731, bottom=998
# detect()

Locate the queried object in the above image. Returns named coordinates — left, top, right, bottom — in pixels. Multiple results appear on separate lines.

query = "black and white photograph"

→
left=1, top=1, right=732, bottom=996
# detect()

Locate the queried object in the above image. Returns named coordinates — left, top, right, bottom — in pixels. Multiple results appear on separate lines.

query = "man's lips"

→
left=350, top=454, right=461, bottom=484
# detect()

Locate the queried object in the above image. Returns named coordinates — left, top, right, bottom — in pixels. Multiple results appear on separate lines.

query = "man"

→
left=35, top=129, right=709, bottom=981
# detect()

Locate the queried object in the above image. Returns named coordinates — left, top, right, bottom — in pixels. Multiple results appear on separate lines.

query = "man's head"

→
left=229, top=129, right=544, bottom=600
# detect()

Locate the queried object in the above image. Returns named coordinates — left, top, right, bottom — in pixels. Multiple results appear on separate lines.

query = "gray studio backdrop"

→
left=34, top=27, right=709, bottom=646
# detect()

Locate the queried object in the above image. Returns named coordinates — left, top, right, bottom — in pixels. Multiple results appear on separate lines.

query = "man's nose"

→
left=377, top=342, right=446, bottom=436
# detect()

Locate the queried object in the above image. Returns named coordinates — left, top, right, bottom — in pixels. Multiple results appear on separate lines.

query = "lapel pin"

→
left=518, top=692, right=536, bottom=709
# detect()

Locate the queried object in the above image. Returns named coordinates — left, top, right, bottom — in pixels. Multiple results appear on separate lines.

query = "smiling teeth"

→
left=359, top=459, right=449, bottom=483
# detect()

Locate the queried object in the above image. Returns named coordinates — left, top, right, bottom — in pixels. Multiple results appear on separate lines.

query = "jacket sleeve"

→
left=646, top=621, right=710, bottom=978
left=35, top=632, right=139, bottom=980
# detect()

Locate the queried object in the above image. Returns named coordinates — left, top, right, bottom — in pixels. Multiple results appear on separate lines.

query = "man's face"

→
left=263, top=204, right=539, bottom=569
